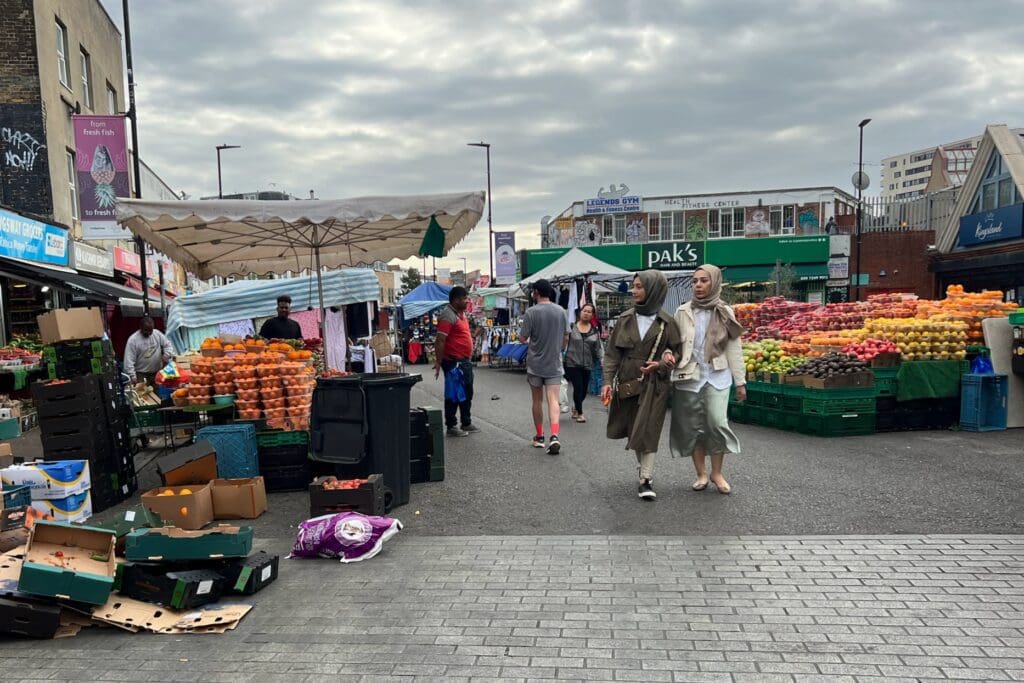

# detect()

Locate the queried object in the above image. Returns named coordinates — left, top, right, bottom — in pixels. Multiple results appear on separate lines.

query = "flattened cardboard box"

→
left=157, top=441, right=218, bottom=486
left=91, top=593, right=252, bottom=634
left=141, top=483, right=214, bottom=531
left=124, top=525, right=253, bottom=562
left=210, top=477, right=267, bottom=520
left=18, top=521, right=116, bottom=606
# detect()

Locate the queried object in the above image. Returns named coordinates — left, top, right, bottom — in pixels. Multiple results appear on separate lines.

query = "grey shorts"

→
left=527, top=373, right=562, bottom=387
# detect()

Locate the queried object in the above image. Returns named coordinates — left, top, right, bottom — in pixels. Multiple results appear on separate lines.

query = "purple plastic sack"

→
left=288, top=512, right=402, bottom=563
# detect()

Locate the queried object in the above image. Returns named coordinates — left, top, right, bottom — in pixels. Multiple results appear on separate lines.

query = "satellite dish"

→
left=852, top=171, right=870, bottom=191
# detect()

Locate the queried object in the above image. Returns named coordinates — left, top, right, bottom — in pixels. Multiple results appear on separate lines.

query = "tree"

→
left=769, top=261, right=800, bottom=300
left=399, top=267, right=422, bottom=297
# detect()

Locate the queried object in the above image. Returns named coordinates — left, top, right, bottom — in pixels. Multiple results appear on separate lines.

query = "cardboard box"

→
left=18, top=521, right=116, bottom=605
left=1, top=461, right=91, bottom=500
left=117, top=563, right=227, bottom=609
left=219, top=551, right=279, bottom=595
left=156, top=441, right=218, bottom=486
left=141, top=483, right=213, bottom=531
left=124, top=525, right=253, bottom=562
left=30, top=491, right=93, bottom=524
left=36, top=307, right=105, bottom=345
left=91, top=506, right=164, bottom=555
left=803, top=371, right=876, bottom=390
left=91, top=593, right=252, bottom=634
left=0, top=442, right=14, bottom=469
left=870, top=352, right=901, bottom=368
left=211, top=477, right=267, bottom=520
left=1, top=506, right=28, bottom=531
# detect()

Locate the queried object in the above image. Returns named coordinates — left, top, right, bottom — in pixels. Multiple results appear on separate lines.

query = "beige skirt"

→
left=669, top=383, right=742, bottom=457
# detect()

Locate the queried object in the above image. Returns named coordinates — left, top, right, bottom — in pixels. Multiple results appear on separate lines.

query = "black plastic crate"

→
left=894, top=398, right=960, bottom=431
left=218, top=551, right=279, bottom=595
left=0, top=597, right=62, bottom=638
left=262, top=463, right=312, bottom=492
left=309, top=474, right=386, bottom=517
left=45, top=357, right=118, bottom=381
left=34, top=392, right=112, bottom=421
left=257, top=444, right=309, bottom=469
left=118, top=564, right=226, bottom=609
left=43, top=337, right=114, bottom=364
left=40, top=420, right=129, bottom=455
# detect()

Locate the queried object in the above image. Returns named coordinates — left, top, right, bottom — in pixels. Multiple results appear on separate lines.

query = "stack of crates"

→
left=960, top=373, right=1008, bottom=432
left=729, top=381, right=876, bottom=437
left=42, top=338, right=116, bottom=381
left=409, top=407, right=444, bottom=484
left=31, top=373, right=136, bottom=513
left=255, top=429, right=311, bottom=492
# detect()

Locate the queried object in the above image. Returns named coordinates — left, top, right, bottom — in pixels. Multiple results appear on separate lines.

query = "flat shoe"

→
left=692, top=477, right=709, bottom=491
left=711, top=478, right=731, bottom=495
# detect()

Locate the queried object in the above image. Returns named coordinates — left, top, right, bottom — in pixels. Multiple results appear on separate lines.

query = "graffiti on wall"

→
left=798, top=207, right=820, bottom=234
left=624, top=218, right=645, bottom=243
left=743, top=207, right=771, bottom=237
left=1, top=127, right=46, bottom=171
left=574, top=220, right=601, bottom=246
left=685, top=214, right=708, bottom=241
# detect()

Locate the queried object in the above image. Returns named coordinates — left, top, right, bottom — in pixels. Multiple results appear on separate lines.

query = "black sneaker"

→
left=461, top=424, right=481, bottom=433
left=531, top=435, right=545, bottom=448
left=446, top=427, right=469, bottom=437
left=546, top=435, right=561, bottom=455
left=638, top=480, right=656, bottom=501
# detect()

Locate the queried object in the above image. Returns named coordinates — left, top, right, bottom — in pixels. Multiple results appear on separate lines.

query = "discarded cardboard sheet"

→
left=91, top=593, right=251, bottom=634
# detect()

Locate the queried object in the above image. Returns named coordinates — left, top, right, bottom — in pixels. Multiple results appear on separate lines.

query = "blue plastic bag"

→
left=970, top=354, right=994, bottom=374
left=444, top=366, right=467, bottom=403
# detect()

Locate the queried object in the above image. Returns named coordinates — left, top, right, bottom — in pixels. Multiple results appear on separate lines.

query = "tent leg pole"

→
left=314, top=239, right=326, bottom=356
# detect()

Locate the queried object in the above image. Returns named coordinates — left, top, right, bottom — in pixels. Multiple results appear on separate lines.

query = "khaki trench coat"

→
left=602, top=309, right=683, bottom=453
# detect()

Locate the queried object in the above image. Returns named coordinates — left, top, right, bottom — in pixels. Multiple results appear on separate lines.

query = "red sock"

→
left=535, top=424, right=544, bottom=437
left=551, top=423, right=560, bottom=436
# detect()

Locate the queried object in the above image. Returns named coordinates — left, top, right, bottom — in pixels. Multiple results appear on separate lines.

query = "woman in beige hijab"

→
left=668, top=264, right=746, bottom=493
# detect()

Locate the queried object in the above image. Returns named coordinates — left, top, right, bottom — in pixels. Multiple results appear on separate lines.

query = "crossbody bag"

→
left=612, top=320, right=665, bottom=400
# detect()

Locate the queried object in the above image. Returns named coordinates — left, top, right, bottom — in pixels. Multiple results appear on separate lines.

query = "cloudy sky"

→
left=101, top=0, right=1024, bottom=275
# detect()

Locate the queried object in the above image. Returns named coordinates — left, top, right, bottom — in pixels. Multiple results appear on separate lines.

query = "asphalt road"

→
left=15, top=366, right=1023, bottom=539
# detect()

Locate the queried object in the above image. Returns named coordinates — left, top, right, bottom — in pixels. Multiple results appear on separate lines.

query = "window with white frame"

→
left=671, top=211, right=685, bottom=239
left=709, top=207, right=744, bottom=238
left=66, top=150, right=79, bottom=220
left=769, top=205, right=783, bottom=234
left=55, top=20, right=69, bottom=87
left=106, top=83, right=117, bottom=114
left=708, top=210, right=720, bottom=238
left=782, top=206, right=795, bottom=233
left=647, top=213, right=660, bottom=240
left=613, top=214, right=626, bottom=243
left=602, top=214, right=614, bottom=241
left=79, top=49, right=92, bottom=109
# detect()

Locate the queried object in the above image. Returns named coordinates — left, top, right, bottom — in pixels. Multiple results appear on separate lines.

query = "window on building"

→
left=647, top=213, right=660, bottom=241
left=708, top=208, right=744, bottom=238
left=783, top=206, right=795, bottom=234
left=55, top=20, right=70, bottom=87
left=671, top=211, right=685, bottom=239
left=613, top=214, right=626, bottom=243
left=707, top=210, right=719, bottom=238
left=66, top=150, right=79, bottom=220
left=769, top=205, right=783, bottom=233
left=894, top=171, right=901, bottom=178
left=658, top=212, right=673, bottom=240
left=106, top=82, right=117, bottom=114
left=889, top=161, right=898, bottom=168
left=79, top=49, right=92, bottom=109
left=602, top=214, right=614, bottom=241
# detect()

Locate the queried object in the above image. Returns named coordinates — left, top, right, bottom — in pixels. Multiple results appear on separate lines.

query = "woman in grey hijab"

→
left=601, top=271, right=682, bottom=501
left=669, top=264, right=746, bottom=494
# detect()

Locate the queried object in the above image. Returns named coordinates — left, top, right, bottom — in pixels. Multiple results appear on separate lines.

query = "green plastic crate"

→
left=727, top=401, right=753, bottom=424
left=801, top=396, right=878, bottom=416
left=758, top=407, right=801, bottom=432
left=129, top=405, right=163, bottom=429
left=789, top=384, right=877, bottom=401
left=256, top=430, right=310, bottom=448
left=797, top=411, right=876, bottom=437
left=1008, top=310, right=1024, bottom=325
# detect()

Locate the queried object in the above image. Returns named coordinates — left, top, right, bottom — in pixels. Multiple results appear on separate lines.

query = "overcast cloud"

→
left=101, top=0, right=1024, bottom=275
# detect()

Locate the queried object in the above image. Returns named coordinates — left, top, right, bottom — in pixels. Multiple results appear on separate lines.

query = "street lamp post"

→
left=854, top=118, right=871, bottom=302
left=458, top=257, right=468, bottom=286
left=216, top=144, right=241, bottom=199
left=467, top=142, right=493, bottom=282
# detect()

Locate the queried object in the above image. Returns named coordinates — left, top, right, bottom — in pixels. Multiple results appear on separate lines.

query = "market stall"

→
left=729, top=288, right=1021, bottom=435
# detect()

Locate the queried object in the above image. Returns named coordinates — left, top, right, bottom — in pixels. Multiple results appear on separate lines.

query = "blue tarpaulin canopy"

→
left=397, top=281, right=452, bottom=324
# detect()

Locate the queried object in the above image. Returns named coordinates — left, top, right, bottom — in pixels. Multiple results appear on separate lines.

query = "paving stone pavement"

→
left=3, top=534, right=1024, bottom=681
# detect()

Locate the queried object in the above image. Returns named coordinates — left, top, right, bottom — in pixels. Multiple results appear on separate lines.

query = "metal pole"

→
left=313, top=228, right=326, bottom=344
left=485, top=144, right=493, bottom=283
left=217, top=147, right=223, bottom=199
left=157, top=260, right=166, bottom=318
left=855, top=119, right=869, bottom=302
left=123, top=0, right=148, bottom=315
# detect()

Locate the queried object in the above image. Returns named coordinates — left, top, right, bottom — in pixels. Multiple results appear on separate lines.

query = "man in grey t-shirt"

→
left=519, top=279, right=569, bottom=454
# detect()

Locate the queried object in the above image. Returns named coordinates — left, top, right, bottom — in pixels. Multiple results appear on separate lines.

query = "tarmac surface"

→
left=2, top=365, right=1024, bottom=681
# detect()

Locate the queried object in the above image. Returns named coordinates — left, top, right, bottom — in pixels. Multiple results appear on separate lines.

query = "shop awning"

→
left=0, top=257, right=161, bottom=311
left=722, top=263, right=829, bottom=283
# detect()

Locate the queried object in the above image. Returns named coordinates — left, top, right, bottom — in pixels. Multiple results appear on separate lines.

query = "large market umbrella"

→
left=115, top=192, right=485, bottom=345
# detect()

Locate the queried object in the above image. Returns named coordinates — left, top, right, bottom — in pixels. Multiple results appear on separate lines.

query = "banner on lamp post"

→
left=494, top=231, right=516, bottom=285
left=72, top=115, right=131, bottom=240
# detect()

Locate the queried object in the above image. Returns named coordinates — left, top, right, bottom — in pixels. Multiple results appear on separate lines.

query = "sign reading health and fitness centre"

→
left=0, top=208, right=70, bottom=267
left=958, top=203, right=1024, bottom=247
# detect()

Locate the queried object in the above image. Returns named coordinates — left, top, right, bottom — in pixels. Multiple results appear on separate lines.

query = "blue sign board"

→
left=0, top=208, right=70, bottom=267
left=957, top=203, right=1024, bottom=247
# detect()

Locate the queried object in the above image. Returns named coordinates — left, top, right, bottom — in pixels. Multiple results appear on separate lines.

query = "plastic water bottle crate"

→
left=960, top=373, right=1008, bottom=432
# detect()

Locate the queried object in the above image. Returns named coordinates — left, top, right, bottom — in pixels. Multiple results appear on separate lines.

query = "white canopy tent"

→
left=512, top=247, right=631, bottom=297
left=115, top=192, right=485, bottom=347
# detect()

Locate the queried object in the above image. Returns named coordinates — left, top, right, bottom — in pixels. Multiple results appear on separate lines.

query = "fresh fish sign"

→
left=72, top=116, right=130, bottom=239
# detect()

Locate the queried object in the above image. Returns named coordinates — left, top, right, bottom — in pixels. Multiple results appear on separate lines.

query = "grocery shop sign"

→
left=643, top=241, right=704, bottom=270
left=957, top=203, right=1023, bottom=247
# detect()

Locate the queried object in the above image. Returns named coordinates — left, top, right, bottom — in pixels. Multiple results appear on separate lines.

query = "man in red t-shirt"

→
left=433, top=286, right=479, bottom=437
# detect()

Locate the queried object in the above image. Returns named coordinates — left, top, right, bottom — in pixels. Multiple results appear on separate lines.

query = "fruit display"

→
left=741, top=339, right=803, bottom=374
left=840, top=339, right=901, bottom=362
left=787, top=352, right=869, bottom=379
left=916, top=286, right=1018, bottom=345
left=863, top=318, right=968, bottom=361
left=0, top=345, right=41, bottom=367
left=316, top=477, right=369, bottom=490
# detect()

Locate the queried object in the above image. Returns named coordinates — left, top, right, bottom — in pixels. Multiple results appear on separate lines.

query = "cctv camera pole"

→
left=123, top=0, right=148, bottom=314
left=855, top=118, right=871, bottom=302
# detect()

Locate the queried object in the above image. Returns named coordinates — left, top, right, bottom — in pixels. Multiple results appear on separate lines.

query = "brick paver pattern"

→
left=2, top=535, right=1024, bottom=681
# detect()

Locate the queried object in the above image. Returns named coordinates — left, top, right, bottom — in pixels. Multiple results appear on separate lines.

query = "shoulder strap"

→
left=646, top=322, right=665, bottom=363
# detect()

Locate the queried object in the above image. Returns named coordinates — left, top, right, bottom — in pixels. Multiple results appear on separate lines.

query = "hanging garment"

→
left=568, top=282, right=580, bottom=324
left=289, top=309, right=322, bottom=339
left=219, top=319, right=255, bottom=338
left=324, top=308, right=348, bottom=371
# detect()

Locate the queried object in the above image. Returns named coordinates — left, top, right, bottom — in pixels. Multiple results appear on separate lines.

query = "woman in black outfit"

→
left=564, top=303, right=604, bottom=422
